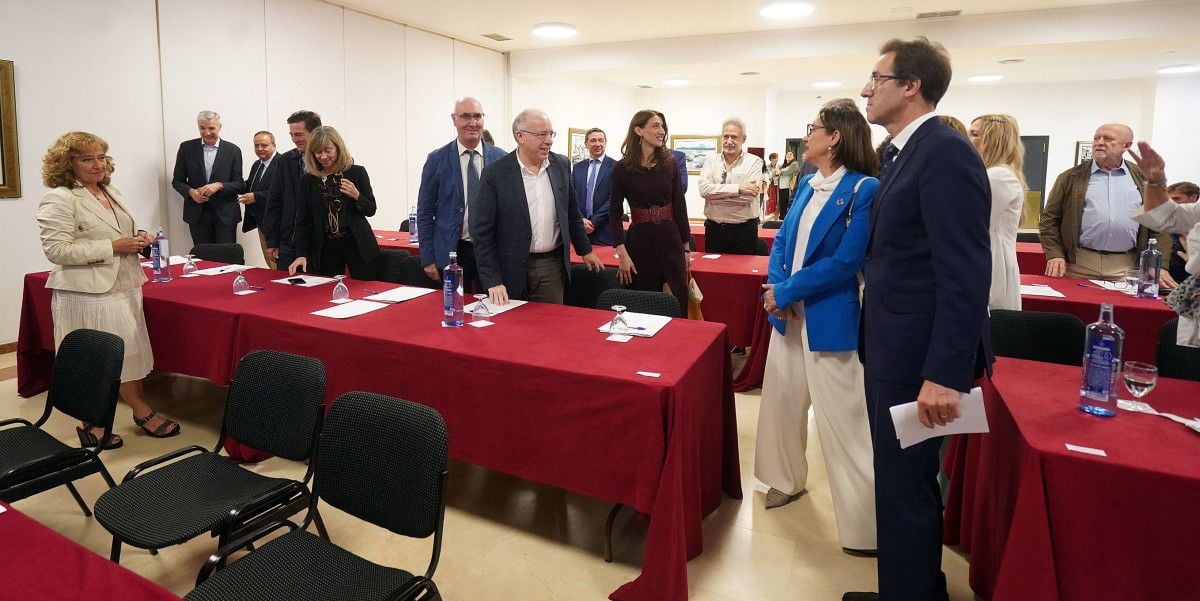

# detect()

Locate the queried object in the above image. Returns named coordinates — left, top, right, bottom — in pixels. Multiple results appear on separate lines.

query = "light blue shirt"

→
left=1078, top=160, right=1141, bottom=252
left=202, top=139, right=220, bottom=182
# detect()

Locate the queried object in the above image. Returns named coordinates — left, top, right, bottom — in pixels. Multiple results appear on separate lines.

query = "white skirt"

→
left=52, top=287, right=154, bottom=383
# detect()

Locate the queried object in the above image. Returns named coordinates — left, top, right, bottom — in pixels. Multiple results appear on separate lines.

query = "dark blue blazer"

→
left=416, top=140, right=506, bottom=269
left=263, top=149, right=306, bottom=257
left=171, top=138, right=244, bottom=227
left=470, top=151, right=593, bottom=299
left=241, top=152, right=279, bottom=233
left=671, top=149, right=689, bottom=194
left=571, top=155, right=615, bottom=246
left=862, top=118, right=994, bottom=392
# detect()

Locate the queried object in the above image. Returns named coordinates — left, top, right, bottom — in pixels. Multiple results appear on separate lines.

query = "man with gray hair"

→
left=171, top=110, right=244, bottom=245
left=698, top=117, right=763, bottom=254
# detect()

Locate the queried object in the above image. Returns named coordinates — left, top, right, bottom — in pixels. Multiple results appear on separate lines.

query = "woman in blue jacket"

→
left=754, top=98, right=879, bottom=555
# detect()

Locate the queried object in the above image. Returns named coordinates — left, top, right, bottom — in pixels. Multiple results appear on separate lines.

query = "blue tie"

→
left=465, top=150, right=480, bottom=204
left=879, top=143, right=899, bottom=181
left=585, top=159, right=599, bottom=216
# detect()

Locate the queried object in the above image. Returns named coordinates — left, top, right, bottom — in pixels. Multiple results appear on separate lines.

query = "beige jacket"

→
left=37, top=185, right=142, bottom=293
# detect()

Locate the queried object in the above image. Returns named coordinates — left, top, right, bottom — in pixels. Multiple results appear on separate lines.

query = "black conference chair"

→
left=400, top=219, right=410, bottom=232
left=596, top=288, right=680, bottom=318
left=375, top=249, right=412, bottom=285
left=1157, top=318, right=1200, bottom=381
left=0, top=329, right=121, bottom=515
left=564, top=265, right=620, bottom=309
left=990, top=309, right=1086, bottom=366
left=755, top=238, right=770, bottom=256
left=397, top=255, right=441, bottom=289
left=191, top=243, right=245, bottom=265
left=1016, top=231, right=1041, bottom=243
left=94, top=350, right=328, bottom=563
left=762, top=220, right=784, bottom=229
left=185, top=392, right=449, bottom=601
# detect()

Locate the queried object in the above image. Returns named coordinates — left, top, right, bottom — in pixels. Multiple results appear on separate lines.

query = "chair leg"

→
left=65, top=482, right=92, bottom=517
left=110, top=538, right=122, bottom=562
left=312, top=507, right=330, bottom=541
left=149, top=548, right=159, bottom=556
left=603, top=503, right=623, bottom=563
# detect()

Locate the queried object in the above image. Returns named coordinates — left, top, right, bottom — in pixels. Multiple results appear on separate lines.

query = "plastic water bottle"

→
left=1136, top=238, right=1162, bottom=298
left=151, top=227, right=173, bottom=283
left=442, top=251, right=464, bottom=327
left=408, top=212, right=419, bottom=243
left=1079, top=303, right=1123, bottom=417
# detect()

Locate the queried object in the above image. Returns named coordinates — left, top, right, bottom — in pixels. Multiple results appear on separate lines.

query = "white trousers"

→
left=754, top=316, right=877, bottom=550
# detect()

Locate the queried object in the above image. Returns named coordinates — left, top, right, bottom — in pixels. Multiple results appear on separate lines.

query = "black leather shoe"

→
left=842, top=593, right=879, bottom=601
left=842, top=547, right=878, bottom=558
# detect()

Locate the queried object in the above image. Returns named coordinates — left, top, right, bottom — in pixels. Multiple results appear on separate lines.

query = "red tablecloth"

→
left=0, top=503, right=183, bottom=600
left=17, top=267, right=742, bottom=601
left=1016, top=242, right=1046, bottom=275
left=943, top=358, right=1200, bottom=601
left=1019, top=274, right=1175, bottom=363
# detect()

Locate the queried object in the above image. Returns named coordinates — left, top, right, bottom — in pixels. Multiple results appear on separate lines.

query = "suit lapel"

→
left=75, top=187, right=122, bottom=234
left=509, top=157, right=532, bottom=231
left=867, top=119, right=937, bottom=244
left=447, top=142, right=465, bottom=204
left=803, top=176, right=857, bottom=264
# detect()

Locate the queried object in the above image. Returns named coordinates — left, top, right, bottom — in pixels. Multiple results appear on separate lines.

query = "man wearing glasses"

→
left=698, top=117, right=764, bottom=254
left=470, top=108, right=604, bottom=305
left=416, top=97, right=507, bottom=292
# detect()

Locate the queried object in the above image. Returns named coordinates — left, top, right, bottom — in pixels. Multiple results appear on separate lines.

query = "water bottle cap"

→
left=449, top=251, right=457, bottom=259
left=1149, top=238, right=1157, bottom=244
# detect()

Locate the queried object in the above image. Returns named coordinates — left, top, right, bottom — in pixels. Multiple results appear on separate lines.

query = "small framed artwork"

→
left=670, top=135, right=720, bottom=175
left=1074, top=141, right=1093, bottom=165
left=0, top=60, right=21, bottom=199
left=567, top=128, right=588, bottom=167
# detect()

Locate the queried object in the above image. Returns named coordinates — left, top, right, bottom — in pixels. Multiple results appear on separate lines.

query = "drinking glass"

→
left=1122, top=361, right=1158, bottom=399
left=470, top=293, right=492, bottom=321
left=231, top=269, right=249, bottom=294
left=1122, top=268, right=1139, bottom=295
left=182, top=254, right=198, bottom=275
left=607, top=305, right=630, bottom=334
left=332, top=275, right=350, bottom=301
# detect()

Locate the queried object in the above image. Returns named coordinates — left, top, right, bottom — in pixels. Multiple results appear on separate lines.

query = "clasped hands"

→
left=761, top=283, right=796, bottom=320
left=189, top=182, right=224, bottom=204
left=113, top=230, right=155, bottom=255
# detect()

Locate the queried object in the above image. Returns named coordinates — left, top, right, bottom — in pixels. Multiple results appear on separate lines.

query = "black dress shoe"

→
left=842, top=593, right=879, bottom=601
left=842, top=547, right=878, bottom=558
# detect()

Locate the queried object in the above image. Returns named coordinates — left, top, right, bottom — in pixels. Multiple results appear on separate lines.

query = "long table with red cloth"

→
left=1016, top=241, right=1046, bottom=274
left=1019, top=274, right=1175, bottom=363
left=0, top=503, right=183, bottom=600
left=942, top=358, right=1200, bottom=601
left=17, top=266, right=741, bottom=601
left=687, top=224, right=778, bottom=253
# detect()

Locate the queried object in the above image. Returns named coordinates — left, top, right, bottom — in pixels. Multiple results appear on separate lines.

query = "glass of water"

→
left=1122, top=268, right=1139, bottom=295
left=470, top=293, right=492, bottom=321
left=182, top=254, right=198, bottom=275
left=1122, top=361, right=1158, bottom=399
left=607, top=305, right=630, bottom=335
left=332, top=275, right=350, bottom=301
left=231, top=269, right=250, bottom=294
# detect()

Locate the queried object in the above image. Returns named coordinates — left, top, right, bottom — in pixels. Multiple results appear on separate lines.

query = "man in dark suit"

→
left=471, top=109, right=604, bottom=305
left=171, top=111, right=244, bottom=245
left=845, top=37, right=993, bottom=601
left=236, top=130, right=279, bottom=269
left=263, top=110, right=321, bottom=271
left=571, top=127, right=615, bottom=246
left=416, top=97, right=506, bottom=291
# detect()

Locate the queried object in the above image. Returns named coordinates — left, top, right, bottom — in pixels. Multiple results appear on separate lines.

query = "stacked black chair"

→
left=375, top=249, right=412, bottom=285
left=1016, top=231, right=1040, bottom=243
left=1157, top=318, right=1200, bottom=381
left=564, top=265, right=620, bottom=309
left=990, top=309, right=1085, bottom=366
left=94, top=350, right=327, bottom=562
left=762, top=220, right=784, bottom=229
left=755, top=238, right=770, bottom=255
left=596, top=288, right=680, bottom=318
left=397, top=254, right=441, bottom=289
left=190, top=243, right=245, bottom=265
left=185, top=392, right=449, bottom=601
left=400, top=219, right=410, bottom=232
left=0, top=329, right=121, bottom=515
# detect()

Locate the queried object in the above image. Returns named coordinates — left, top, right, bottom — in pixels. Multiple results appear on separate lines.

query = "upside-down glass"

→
left=182, top=254, right=198, bottom=275
left=332, top=275, right=350, bottom=301
left=1122, top=361, right=1158, bottom=400
left=231, top=269, right=249, bottom=294
left=607, top=305, right=630, bottom=334
left=470, top=293, right=492, bottom=321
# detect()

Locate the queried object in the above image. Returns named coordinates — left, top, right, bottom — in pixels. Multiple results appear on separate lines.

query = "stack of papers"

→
left=889, top=387, right=988, bottom=449
left=597, top=311, right=672, bottom=338
left=364, top=287, right=438, bottom=303
left=464, top=299, right=526, bottom=316
left=192, top=264, right=249, bottom=276
left=1089, top=279, right=1126, bottom=292
left=311, top=300, right=389, bottom=319
left=271, top=275, right=336, bottom=287
left=1019, top=283, right=1065, bottom=298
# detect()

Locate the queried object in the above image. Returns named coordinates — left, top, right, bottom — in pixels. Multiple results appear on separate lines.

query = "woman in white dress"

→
left=968, top=114, right=1027, bottom=310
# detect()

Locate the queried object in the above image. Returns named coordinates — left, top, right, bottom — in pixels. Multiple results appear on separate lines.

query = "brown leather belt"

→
left=630, top=203, right=673, bottom=224
left=1079, top=245, right=1133, bottom=256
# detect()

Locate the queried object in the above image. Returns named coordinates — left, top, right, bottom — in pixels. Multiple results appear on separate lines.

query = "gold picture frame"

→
left=567, top=128, right=588, bottom=167
left=0, top=60, right=20, bottom=198
left=670, top=134, right=719, bottom=175
left=1074, top=141, right=1093, bottom=165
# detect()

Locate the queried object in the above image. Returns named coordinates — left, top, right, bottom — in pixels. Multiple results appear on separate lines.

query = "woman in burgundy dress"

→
left=609, top=110, right=691, bottom=316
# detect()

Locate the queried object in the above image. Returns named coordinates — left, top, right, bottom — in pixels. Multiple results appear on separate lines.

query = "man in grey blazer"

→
left=171, top=110, right=244, bottom=245
left=471, top=109, right=604, bottom=305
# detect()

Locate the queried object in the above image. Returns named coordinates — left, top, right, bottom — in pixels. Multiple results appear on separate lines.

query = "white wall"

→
left=1150, top=73, right=1200, bottom=186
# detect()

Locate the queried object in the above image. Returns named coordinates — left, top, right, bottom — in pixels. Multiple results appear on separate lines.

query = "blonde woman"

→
left=968, top=114, right=1027, bottom=310
left=289, top=126, right=379, bottom=278
left=36, top=132, right=181, bottom=447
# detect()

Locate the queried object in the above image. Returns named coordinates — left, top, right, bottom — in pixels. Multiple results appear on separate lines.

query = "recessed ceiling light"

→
left=662, top=79, right=692, bottom=87
left=1158, top=65, right=1200, bottom=75
left=760, top=1, right=815, bottom=19
left=968, top=74, right=1004, bottom=83
left=532, top=22, right=576, bottom=39
left=813, top=81, right=841, bottom=88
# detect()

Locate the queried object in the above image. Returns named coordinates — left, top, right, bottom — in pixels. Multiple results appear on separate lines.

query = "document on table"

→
left=139, top=255, right=188, bottom=267
left=1019, top=283, right=1066, bottom=297
left=890, top=386, right=988, bottom=449
left=364, top=287, right=438, bottom=303
left=271, top=275, right=336, bottom=287
left=192, top=264, right=250, bottom=276
left=464, top=299, right=527, bottom=316
left=1089, top=279, right=1125, bottom=292
left=597, top=311, right=672, bottom=338
left=310, top=300, right=389, bottom=319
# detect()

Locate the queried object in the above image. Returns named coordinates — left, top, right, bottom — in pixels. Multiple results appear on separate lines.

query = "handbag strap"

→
left=844, top=175, right=872, bottom=226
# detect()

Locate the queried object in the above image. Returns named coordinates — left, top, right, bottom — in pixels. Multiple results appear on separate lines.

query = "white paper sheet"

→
left=310, top=300, right=390, bottom=319
left=1089, top=279, right=1126, bottom=292
left=271, top=275, right=336, bottom=287
left=364, top=287, right=438, bottom=303
left=464, top=299, right=527, bottom=316
left=597, top=311, right=672, bottom=338
left=140, top=255, right=189, bottom=267
left=192, top=264, right=248, bottom=276
left=890, top=387, right=988, bottom=449
left=1019, top=284, right=1066, bottom=298
left=701, top=254, right=722, bottom=259
left=1065, top=443, right=1108, bottom=457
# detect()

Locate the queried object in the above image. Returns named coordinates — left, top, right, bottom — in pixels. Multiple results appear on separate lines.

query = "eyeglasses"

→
left=865, top=73, right=904, bottom=90
left=519, top=130, right=557, bottom=140
left=455, top=113, right=485, bottom=122
left=806, top=124, right=832, bottom=137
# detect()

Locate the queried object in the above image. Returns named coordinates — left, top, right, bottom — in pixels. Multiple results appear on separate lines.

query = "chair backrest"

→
left=398, top=254, right=441, bottom=289
left=316, top=392, right=448, bottom=539
left=223, top=350, right=327, bottom=461
left=596, top=288, right=680, bottom=318
left=990, top=309, right=1085, bottom=366
left=762, top=220, right=783, bottom=229
left=374, top=249, right=411, bottom=284
left=755, top=238, right=769, bottom=255
left=48, top=329, right=123, bottom=430
left=1016, top=231, right=1040, bottom=243
left=1157, top=318, right=1200, bottom=381
left=191, top=243, right=245, bottom=265
left=564, top=265, right=619, bottom=309
left=400, top=219, right=410, bottom=232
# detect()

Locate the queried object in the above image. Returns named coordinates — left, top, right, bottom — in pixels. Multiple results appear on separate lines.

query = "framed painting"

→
left=670, top=135, right=720, bottom=175
left=1074, top=141, right=1093, bottom=165
left=567, top=128, right=588, bottom=167
left=0, top=60, right=20, bottom=198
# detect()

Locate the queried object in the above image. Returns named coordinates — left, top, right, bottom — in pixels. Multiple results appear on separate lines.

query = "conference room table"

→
left=1016, top=241, right=1046, bottom=274
left=18, top=264, right=741, bottom=601
left=0, top=502, right=184, bottom=600
left=687, top=224, right=778, bottom=253
left=942, top=357, right=1200, bottom=601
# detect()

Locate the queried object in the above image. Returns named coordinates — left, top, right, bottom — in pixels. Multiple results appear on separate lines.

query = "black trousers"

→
left=317, top=234, right=376, bottom=280
left=777, top=188, right=794, bottom=220
left=188, top=207, right=237, bottom=246
left=704, top=218, right=759, bottom=255
left=456, top=239, right=482, bottom=295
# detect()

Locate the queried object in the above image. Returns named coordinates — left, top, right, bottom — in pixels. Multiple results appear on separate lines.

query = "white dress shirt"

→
left=458, top=141, right=483, bottom=241
left=520, top=157, right=559, bottom=253
left=698, top=151, right=764, bottom=223
left=202, top=139, right=220, bottom=182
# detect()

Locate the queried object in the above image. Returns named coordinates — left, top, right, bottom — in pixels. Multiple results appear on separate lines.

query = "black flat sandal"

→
left=133, top=410, right=181, bottom=438
left=77, top=424, right=124, bottom=450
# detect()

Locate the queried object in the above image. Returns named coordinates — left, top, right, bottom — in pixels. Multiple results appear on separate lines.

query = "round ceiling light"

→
left=968, top=74, right=1004, bottom=83
left=760, top=1, right=815, bottom=19
left=532, top=22, right=577, bottom=39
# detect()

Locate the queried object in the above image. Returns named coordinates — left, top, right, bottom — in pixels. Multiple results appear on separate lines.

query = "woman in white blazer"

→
left=36, top=131, right=180, bottom=448
left=968, top=114, right=1027, bottom=310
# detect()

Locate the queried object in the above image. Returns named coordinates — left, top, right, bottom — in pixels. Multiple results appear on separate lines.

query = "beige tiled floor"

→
left=1, top=353, right=973, bottom=600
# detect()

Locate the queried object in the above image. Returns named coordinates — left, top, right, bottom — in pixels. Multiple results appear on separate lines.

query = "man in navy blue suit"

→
left=571, top=128, right=615, bottom=246
left=845, top=37, right=993, bottom=601
left=416, top=97, right=506, bottom=292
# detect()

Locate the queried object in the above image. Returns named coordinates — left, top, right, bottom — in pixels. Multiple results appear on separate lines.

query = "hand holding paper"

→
left=890, top=387, right=988, bottom=449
